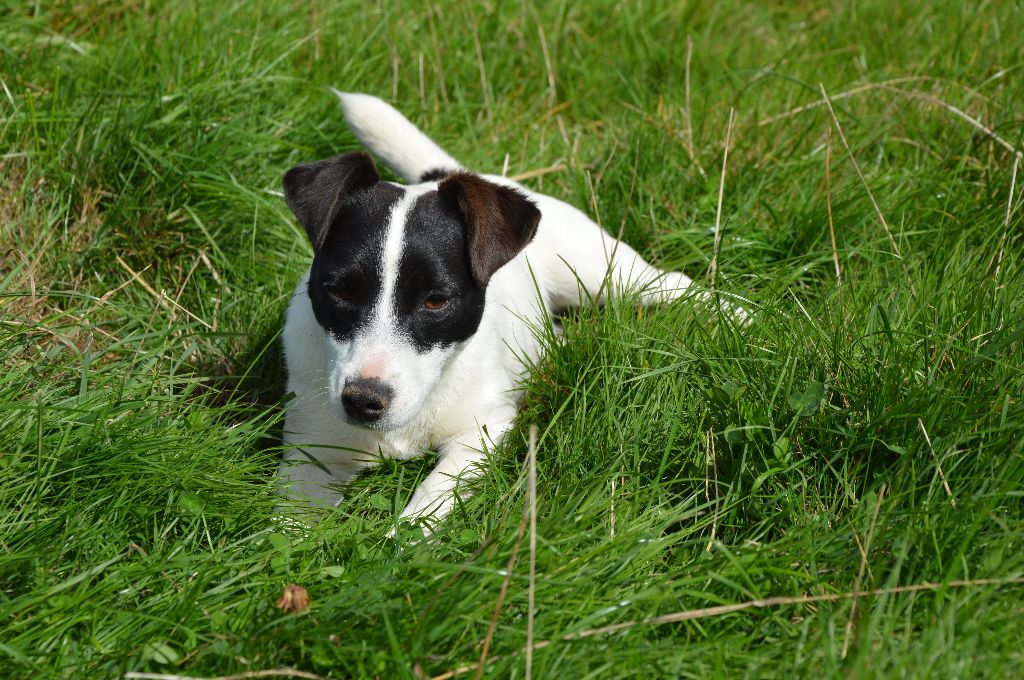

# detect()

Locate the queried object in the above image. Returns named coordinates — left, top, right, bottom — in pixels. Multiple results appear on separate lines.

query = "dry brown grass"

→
left=1, top=156, right=116, bottom=372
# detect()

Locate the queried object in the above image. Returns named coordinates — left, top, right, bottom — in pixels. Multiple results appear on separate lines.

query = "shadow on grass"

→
left=192, top=324, right=290, bottom=464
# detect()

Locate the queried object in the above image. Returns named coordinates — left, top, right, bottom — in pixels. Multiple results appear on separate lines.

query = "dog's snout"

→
left=341, top=378, right=393, bottom=423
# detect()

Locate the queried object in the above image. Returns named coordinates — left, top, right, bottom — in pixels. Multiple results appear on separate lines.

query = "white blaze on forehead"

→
left=351, top=185, right=432, bottom=381
left=374, top=188, right=415, bottom=329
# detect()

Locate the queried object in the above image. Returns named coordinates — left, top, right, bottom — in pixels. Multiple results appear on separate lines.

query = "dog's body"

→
left=278, top=93, right=698, bottom=529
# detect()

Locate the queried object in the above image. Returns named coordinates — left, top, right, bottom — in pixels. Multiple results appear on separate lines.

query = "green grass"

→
left=2, top=0, right=1023, bottom=677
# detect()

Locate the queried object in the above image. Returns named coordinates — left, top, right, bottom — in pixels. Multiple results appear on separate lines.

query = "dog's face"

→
left=284, top=152, right=540, bottom=430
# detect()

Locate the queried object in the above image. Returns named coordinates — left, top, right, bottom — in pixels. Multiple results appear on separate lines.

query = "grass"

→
left=2, top=0, right=1023, bottom=677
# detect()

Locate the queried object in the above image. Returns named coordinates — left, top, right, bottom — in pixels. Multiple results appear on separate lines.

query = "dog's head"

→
left=283, top=152, right=540, bottom=430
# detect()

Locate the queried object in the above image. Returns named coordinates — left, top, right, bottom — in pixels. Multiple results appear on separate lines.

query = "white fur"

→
left=332, top=89, right=462, bottom=183
left=278, top=93, right=717, bottom=532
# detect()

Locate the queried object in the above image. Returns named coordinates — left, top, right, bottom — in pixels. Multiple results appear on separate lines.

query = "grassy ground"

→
left=2, top=1, right=1023, bottom=677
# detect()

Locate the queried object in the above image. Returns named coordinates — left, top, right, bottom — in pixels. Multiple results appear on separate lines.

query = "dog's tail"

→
left=331, top=90, right=463, bottom=184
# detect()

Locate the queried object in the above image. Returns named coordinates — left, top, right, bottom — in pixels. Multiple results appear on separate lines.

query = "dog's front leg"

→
left=277, top=448, right=344, bottom=509
left=276, top=442, right=377, bottom=518
left=398, top=421, right=512, bottom=531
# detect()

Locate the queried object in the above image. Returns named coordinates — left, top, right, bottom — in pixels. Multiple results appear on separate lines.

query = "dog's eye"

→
left=328, top=288, right=350, bottom=304
left=423, top=294, right=449, bottom=311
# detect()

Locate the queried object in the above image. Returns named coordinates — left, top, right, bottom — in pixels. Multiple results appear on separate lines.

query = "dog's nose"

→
left=341, top=378, right=393, bottom=423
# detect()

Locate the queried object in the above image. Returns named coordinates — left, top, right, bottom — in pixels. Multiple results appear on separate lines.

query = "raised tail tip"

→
left=327, top=88, right=462, bottom=184
left=328, top=88, right=376, bottom=106
left=329, top=89, right=391, bottom=122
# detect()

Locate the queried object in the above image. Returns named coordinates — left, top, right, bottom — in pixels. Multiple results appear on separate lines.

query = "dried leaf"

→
left=275, top=584, right=311, bottom=613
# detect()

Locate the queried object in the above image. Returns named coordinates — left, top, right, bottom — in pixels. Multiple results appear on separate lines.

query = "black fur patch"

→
left=306, top=183, right=404, bottom=341
left=305, top=184, right=485, bottom=354
left=419, top=168, right=453, bottom=183
left=291, top=166, right=538, bottom=357
left=391, top=192, right=487, bottom=352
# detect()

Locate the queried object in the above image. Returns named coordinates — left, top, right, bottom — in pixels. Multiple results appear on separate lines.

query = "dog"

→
left=277, top=92, right=719, bottom=532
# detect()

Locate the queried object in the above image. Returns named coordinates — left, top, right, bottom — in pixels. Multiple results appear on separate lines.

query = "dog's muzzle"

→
left=341, top=377, right=393, bottom=424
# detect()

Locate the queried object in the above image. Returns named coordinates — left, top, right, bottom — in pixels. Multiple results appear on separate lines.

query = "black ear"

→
left=283, top=151, right=379, bottom=250
left=437, top=173, right=541, bottom=286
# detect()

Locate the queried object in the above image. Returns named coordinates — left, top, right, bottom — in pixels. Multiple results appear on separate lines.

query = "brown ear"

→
left=283, top=151, right=379, bottom=251
left=437, top=173, right=541, bottom=286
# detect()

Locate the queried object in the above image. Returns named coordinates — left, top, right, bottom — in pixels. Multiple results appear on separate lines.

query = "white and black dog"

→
left=277, top=92, right=718, bottom=531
